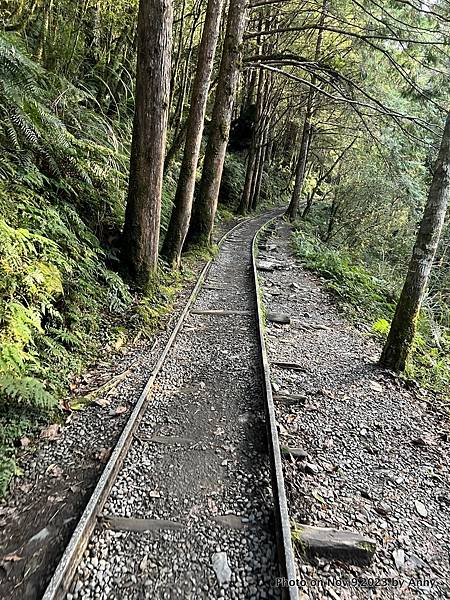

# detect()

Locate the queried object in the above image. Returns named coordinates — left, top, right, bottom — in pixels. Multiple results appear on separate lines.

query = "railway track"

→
left=42, top=210, right=298, bottom=600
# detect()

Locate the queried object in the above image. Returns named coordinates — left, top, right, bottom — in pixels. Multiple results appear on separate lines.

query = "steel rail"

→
left=251, top=214, right=299, bottom=600
left=41, top=217, right=246, bottom=600
left=42, top=210, right=298, bottom=600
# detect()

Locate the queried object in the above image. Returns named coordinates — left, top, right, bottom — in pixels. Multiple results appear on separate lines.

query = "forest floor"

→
left=0, top=216, right=240, bottom=600
left=260, top=221, right=450, bottom=600
left=2, top=214, right=449, bottom=600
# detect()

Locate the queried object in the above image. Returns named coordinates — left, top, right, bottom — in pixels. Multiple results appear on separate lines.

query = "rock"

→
left=375, top=502, right=391, bottom=516
left=212, top=515, right=246, bottom=530
left=414, top=500, right=428, bottom=517
left=405, top=553, right=428, bottom=572
left=25, top=527, right=53, bottom=552
left=267, top=312, right=291, bottom=324
left=211, top=552, right=232, bottom=585
left=392, top=548, right=405, bottom=570
left=281, top=446, right=308, bottom=460
left=293, top=525, right=376, bottom=565
left=257, top=261, right=275, bottom=272
left=304, top=462, right=319, bottom=475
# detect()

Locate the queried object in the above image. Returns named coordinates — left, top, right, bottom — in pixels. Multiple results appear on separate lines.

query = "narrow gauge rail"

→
left=42, top=210, right=297, bottom=600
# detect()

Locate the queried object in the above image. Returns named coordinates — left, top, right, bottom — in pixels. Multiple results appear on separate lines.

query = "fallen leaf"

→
left=46, top=464, right=63, bottom=478
left=69, top=401, right=85, bottom=411
left=140, top=555, right=148, bottom=572
left=20, top=436, right=31, bottom=448
left=369, top=381, right=383, bottom=392
left=2, top=553, right=22, bottom=562
left=112, top=406, right=128, bottom=416
left=40, top=424, right=61, bottom=441
left=95, top=447, right=111, bottom=463
left=312, top=489, right=326, bottom=504
left=414, top=500, right=428, bottom=518
left=93, top=397, right=110, bottom=407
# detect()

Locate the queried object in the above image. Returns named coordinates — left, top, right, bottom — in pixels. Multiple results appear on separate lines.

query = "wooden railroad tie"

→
left=101, top=516, right=184, bottom=532
left=293, top=525, right=376, bottom=565
left=190, top=309, right=251, bottom=316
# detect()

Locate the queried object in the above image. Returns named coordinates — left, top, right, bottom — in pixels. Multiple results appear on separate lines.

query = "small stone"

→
left=392, top=549, right=405, bottom=570
left=414, top=500, right=428, bottom=517
left=212, top=552, right=232, bottom=585
left=304, top=462, right=319, bottom=475
left=281, top=446, right=308, bottom=459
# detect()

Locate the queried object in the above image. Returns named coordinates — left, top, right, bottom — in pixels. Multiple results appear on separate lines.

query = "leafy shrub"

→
left=371, top=318, right=390, bottom=337
left=0, top=33, right=135, bottom=494
left=292, top=229, right=396, bottom=320
left=292, top=227, right=450, bottom=399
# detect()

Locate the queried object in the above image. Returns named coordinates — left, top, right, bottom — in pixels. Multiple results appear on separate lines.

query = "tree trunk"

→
left=161, top=0, right=224, bottom=267
left=286, top=118, right=313, bottom=220
left=286, top=0, right=327, bottom=221
left=380, top=111, right=450, bottom=372
left=238, top=68, right=265, bottom=214
left=251, top=121, right=269, bottom=210
left=185, top=0, right=247, bottom=247
left=121, top=0, right=173, bottom=287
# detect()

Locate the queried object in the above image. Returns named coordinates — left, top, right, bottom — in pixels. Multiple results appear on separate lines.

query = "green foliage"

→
left=0, top=33, right=135, bottom=494
left=292, top=227, right=450, bottom=399
left=219, top=153, right=247, bottom=207
left=292, top=229, right=396, bottom=320
left=371, top=319, right=390, bottom=338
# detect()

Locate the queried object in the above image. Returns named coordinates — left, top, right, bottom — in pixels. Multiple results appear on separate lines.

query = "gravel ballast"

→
left=0, top=219, right=239, bottom=600
left=68, top=212, right=283, bottom=600
left=259, top=221, right=450, bottom=600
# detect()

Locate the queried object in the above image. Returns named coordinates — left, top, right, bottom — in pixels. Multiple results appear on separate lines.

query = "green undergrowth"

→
left=292, top=226, right=450, bottom=403
left=0, top=33, right=183, bottom=496
left=183, top=243, right=219, bottom=263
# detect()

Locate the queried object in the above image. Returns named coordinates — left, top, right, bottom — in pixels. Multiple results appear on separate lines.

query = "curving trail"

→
left=43, top=211, right=295, bottom=600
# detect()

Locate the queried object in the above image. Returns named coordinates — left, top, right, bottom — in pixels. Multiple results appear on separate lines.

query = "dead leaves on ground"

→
left=40, top=424, right=61, bottom=441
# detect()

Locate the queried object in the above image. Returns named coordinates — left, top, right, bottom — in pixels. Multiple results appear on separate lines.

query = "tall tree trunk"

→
left=286, top=113, right=313, bottom=220
left=121, top=0, right=173, bottom=287
left=35, top=0, right=53, bottom=63
left=185, top=0, right=247, bottom=248
left=161, top=0, right=224, bottom=267
left=251, top=117, right=270, bottom=210
left=286, top=0, right=327, bottom=221
left=238, top=68, right=265, bottom=213
left=380, top=111, right=450, bottom=372
left=238, top=147, right=257, bottom=214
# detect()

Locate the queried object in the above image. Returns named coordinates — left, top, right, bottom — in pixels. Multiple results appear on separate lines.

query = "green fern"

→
left=0, top=374, right=55, bottom=409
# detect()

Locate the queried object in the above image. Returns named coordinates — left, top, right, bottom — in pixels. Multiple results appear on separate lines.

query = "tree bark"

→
left=185, top=0, right=247, bottom=247
left=238, top=67, right=265, bottom=213
left=286, top=117, right=313, bottom=220
left=161, top=0, right=225, bottom=267
left=286, top=0, right=327, bottom=221
left=380, top=111, right=450, bottom=372
left=121, top=0, right=173, bottom=287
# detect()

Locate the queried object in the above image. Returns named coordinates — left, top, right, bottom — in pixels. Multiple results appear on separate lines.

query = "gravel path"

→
left=68, top=212, right=283, bottom=600
left=0, top=219, right=239, bottom=600
left=259, top=221, right=450, bottom=600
